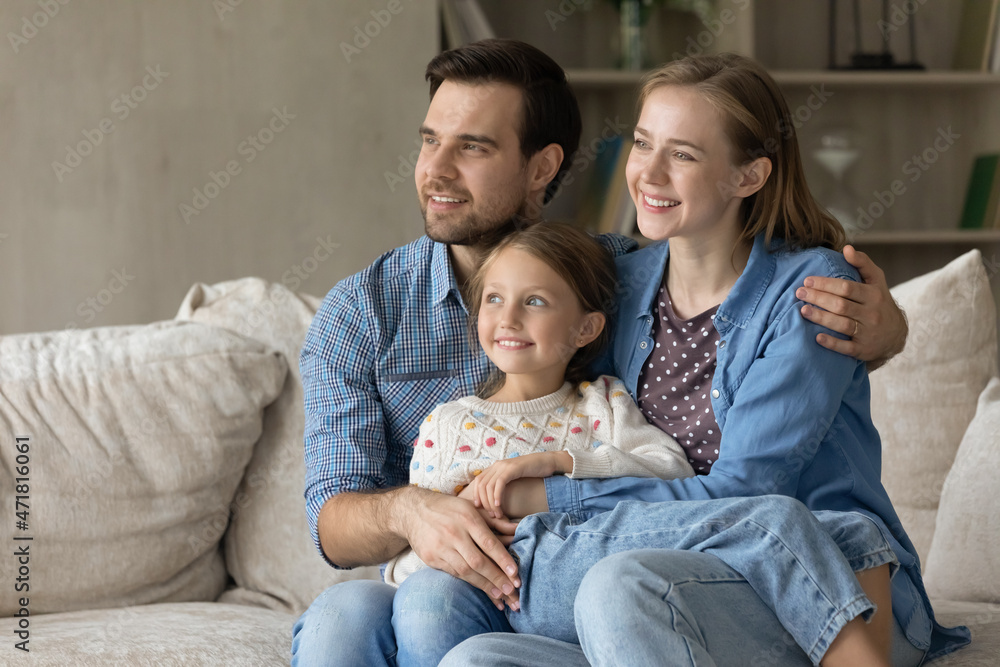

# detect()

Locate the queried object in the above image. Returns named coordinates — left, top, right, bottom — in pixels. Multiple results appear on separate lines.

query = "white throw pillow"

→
left=0, top=321, right=286, bottom=615
left=870, top=250, right=997, bottom=565
left=176, top=278, right=381, bottom=615
left=923, top=377, right=1000, bottom=603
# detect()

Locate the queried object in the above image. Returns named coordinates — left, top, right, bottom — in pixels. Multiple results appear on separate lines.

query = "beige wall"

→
left=0, top=0, right=437, bottom=334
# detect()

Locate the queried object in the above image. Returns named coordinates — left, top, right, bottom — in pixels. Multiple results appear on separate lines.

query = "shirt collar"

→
left=715, top=233, right=775, bottom=331
left=430, top=238, right=467, bottom=310
left=633, top=233, right=775, bottom=332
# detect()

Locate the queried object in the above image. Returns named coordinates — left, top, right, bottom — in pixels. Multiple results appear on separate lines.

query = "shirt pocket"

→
left=380, top=369, right=462, bottom=479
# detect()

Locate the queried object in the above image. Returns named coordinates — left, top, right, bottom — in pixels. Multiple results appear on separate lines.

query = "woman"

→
left=437, top=53, right=971, bottom=666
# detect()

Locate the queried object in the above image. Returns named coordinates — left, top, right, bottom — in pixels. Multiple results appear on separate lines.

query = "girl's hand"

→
left=473, top=452, right=572, bottom=519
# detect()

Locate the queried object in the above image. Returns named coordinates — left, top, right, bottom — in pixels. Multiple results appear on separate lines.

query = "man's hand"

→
left=796, top=245, right=908, bottom=371
left=396, top=486, right=521, bottom=611
left=470, top=452, right=571, bottom=519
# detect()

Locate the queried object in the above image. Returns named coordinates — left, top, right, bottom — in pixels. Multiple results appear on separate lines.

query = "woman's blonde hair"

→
left=638, top=53, right=845, bottom=251
left=466, top=221, right=616, bottom=398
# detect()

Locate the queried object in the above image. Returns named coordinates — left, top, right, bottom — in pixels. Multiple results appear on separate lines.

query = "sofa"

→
left=1, top=249, right=998, bottom=666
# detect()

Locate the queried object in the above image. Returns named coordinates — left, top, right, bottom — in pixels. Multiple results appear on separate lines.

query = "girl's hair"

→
left=638, top=53, right=845, bottom=251
left=466, top=221, right=617, bottom=398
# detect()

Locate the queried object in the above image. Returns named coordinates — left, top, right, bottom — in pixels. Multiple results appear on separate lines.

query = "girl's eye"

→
left=485, top=294, right=502, bottom=304
left=526, top=296, right=546, bottom=307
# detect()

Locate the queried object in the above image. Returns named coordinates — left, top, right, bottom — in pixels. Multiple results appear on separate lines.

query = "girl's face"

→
left=477, top=247, right=601, bottom=393
left=626, top=85, right=749, bottom=243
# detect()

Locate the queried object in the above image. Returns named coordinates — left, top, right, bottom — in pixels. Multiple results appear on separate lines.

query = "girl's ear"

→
left=735, top=156, right=772, bottom=197
left=576, top=312, right=606, bottom=347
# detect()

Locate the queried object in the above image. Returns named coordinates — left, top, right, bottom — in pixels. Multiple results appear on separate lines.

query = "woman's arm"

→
left=546, top=300, right=863, bottom=517
left=797, top=245, right=907, bottom=371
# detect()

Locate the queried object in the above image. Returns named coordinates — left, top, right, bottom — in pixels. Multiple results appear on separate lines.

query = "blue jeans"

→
left=293, top=496, right=908, bottom=665
left=504, top=496, right=898, bottom=663
left=290, top=569, right=510, bottom=666
left=441, top=550, right=926, bottom=667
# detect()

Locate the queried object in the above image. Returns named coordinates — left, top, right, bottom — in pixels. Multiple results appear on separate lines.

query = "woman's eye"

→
left=674, top=152, right=692, bottom=161
left=633, top=138, right=648, bottom=149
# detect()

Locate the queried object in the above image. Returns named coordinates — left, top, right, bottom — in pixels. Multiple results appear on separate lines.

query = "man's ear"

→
left=528, top=143, right=564, bottom=195
left=735, top=156, right=772, bottom=197
left=576, top=312, right=606, bottom=347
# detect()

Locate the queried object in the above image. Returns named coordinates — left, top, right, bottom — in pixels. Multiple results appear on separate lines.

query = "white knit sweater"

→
left=384, top=375, right=694, bottom=586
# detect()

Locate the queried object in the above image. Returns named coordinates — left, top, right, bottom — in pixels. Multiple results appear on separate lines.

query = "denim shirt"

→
left=545, top=232, right=970, bottom=659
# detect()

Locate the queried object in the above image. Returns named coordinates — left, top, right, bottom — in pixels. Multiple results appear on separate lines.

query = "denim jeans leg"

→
left=507, top=495, right=897, bottom=663
left=291, top=579, right=397, bottom=667
left=392, top=567, right=513, bottom=667
left=575, top=549, right=814, bottom=667
left=440, top=633, right=589, bottom=667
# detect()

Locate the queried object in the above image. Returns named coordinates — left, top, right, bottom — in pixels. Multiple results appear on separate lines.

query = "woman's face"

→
left=626, top=85, right=748, bottom=243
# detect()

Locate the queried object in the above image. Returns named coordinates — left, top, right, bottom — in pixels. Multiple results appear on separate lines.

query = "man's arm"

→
left=796, top=245, right=908, bottom=371
left=318, top=487, right=521, bottom=607
left=302, top=286, right=519, bottom=603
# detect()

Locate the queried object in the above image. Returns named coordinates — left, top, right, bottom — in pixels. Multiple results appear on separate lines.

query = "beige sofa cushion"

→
left=0, top=322, right=286, bottom=616
left=176, top=278, right=380, bottom=616
left=923, top=377, right=1000, bottom=603
left=870, top=250, right=997, bottom=565
left=3, top=602, right=294, bottom=666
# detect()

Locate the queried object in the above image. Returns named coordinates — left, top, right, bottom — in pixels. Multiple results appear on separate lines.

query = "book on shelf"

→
left=596, top=136, right=636, bottom=237
left=953, top=0, right=1000, bottom=71
left=576, top=134, right=622, bottom=233
left=440, top=0, right=495, bottom=49
left=958, top=153, right=1000, bottom=229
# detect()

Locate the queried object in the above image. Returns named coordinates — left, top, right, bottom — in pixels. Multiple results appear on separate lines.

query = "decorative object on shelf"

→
left=440, top=0, right=494, bottom=49
left=605, top=0, right=711, bottom=70
left=810, top=127, right=865, bottom=237
left=959, top=154, right=1000, bottom=230
left=827, top=0, right=924, bottom=70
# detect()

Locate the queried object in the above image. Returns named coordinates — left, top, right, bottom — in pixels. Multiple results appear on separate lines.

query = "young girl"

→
left=382, top=221, right=695, bottom=586
left=436, top=53, right=969, bottom=667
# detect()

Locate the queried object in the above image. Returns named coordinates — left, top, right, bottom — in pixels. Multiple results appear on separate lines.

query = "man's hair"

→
left=425, top=39, right=581, bottom=205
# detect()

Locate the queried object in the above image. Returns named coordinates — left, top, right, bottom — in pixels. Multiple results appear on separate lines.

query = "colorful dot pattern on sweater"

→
left=408, top=378, right=640, bottom=494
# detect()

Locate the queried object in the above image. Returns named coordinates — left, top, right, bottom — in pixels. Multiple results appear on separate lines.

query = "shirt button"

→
left=711, top=389, right=720, bottom=399
left=639, top=341, right=648, bottom=350
left=719, top=340, right=726, bottom=349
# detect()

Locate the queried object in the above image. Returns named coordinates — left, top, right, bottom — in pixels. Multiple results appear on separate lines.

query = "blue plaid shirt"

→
left=301, top=232, right=637, bottom=566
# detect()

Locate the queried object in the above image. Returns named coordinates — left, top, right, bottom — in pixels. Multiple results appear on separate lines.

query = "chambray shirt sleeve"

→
left=301, top=283, right=389, bottom=568
left=546, top=298, right=862, bottom=517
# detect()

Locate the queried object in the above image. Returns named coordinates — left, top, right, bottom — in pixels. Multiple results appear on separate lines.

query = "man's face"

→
left=415, top=81, right=533, bottom=246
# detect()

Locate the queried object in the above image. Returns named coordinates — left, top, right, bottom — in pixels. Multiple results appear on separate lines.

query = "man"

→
left=293, top=39, right=908, bottom=665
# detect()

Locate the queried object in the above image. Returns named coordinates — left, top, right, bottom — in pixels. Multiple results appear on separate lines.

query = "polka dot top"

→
left=636, top=280, right=722, bottom=475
